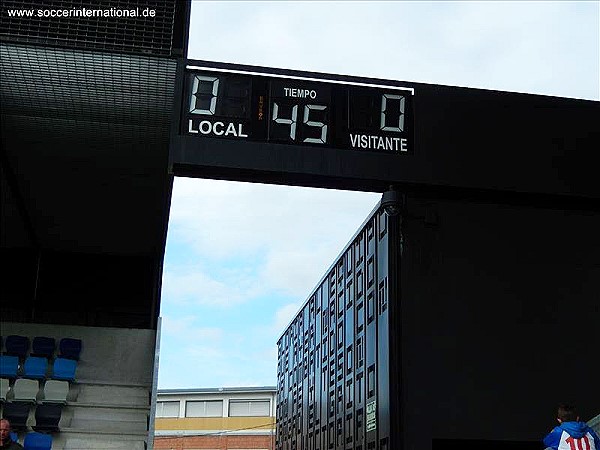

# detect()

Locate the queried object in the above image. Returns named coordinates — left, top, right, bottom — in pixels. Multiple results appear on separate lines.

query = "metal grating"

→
left=0, top=0, right=177, bottom=56
left=0, top=40, right=177, bottom=256
left=1, top=43, right=177, bottom=130
left=1, top=115, right=170, bottom=154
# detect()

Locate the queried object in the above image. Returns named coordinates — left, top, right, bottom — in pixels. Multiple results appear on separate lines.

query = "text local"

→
left=188, top=119, right=248, bottom=138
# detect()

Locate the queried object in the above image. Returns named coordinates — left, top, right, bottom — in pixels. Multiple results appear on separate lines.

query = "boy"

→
left=543, top=404, right=600, bottom=450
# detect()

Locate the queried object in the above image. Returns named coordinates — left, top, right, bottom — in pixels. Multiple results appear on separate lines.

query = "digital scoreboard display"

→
left=184, top=66, right=414, bottom=153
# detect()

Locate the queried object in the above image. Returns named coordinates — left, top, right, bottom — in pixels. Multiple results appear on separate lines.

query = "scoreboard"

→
left=175, top=62, right=600, bottom=200
left=184, top=65, right=414, bottom=154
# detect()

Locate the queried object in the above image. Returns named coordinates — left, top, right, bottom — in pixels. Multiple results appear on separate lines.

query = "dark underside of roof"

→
left=1, top=0, right=189, bottom=329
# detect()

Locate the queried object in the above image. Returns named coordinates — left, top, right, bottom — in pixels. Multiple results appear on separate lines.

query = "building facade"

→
left=154, top=387, right=277, bottom=450
left=276, top=198, right=600, bottom=449
left=276, top=206, right=393, bottom=450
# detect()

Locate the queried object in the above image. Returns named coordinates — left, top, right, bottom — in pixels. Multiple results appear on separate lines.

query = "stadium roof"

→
left=0, top=0, right=189, bottom=329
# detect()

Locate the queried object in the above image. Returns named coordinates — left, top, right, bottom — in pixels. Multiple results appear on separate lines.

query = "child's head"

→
left=557, top=404, right=579, bottom=423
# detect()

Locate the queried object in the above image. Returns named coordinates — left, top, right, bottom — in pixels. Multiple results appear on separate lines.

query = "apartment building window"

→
left=229, top=400, right=271, bottom=417
left=156, top=401, right=179, bottom=418
left=185, top=400, right=223, bottom=417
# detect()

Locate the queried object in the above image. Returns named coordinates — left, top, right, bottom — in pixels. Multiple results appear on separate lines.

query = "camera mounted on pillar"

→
left=381, top=186, right=403, bottom=217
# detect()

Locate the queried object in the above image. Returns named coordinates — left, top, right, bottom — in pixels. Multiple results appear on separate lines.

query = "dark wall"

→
left=399, top=198, right=600, bottom=448
left=1, top=248, right=39, bottom=317
left=0, top=249, right=157, bottom=329
left=432, top=439, right=540, bottom=449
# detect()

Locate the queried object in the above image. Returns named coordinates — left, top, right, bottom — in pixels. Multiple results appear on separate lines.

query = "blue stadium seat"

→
left=58, top=338, right=82, bottom=360
left=2, top=401, right=30, bottom=430
left=23, top=356, right=48, bottom=379
left=0, top=355, right=20, bottom=378
left=51, top=358, right=77, bottom=382
left=5, top=335, right=30, bottom=359
left=10, top=431, right=19, bottom=443
left=31, top=337, right=55, bottom=359
left=24, top=431, right=53, bottom=450
left=33, top=404, right=63, bottom=432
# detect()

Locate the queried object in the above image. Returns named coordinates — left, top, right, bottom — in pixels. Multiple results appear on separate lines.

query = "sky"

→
left=157, top=1, right=600, bottom=389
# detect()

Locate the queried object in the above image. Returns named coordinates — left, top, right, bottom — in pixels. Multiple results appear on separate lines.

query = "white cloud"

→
left=273, top=301, right=304, bottom=336
left=259, top=244, right=339, bottom=297
left=188, top=1, right=599, bottom=100
left=161, top=262, right=265, bottom=307
left=159, top=332, right=278, bottom=388
left=426, top=2, right=600, bottom=99
left=160, top=316, right=224, bottom=342
left=169, top=178, right=379, bottom=260
left=158, top=300, right=299, bottom=388
left=167, top=179, right=380, bottom=301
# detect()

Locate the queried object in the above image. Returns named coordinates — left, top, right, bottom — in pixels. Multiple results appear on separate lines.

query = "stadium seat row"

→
left=1, top=401, right=63, bottom=432
left=0, top=355, right=77, bottom=381
left=8, top=431, right=52, bottom=450
left=1, top=378, right=70, bottom=404
left=0, top=335, right=81, bottom=360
